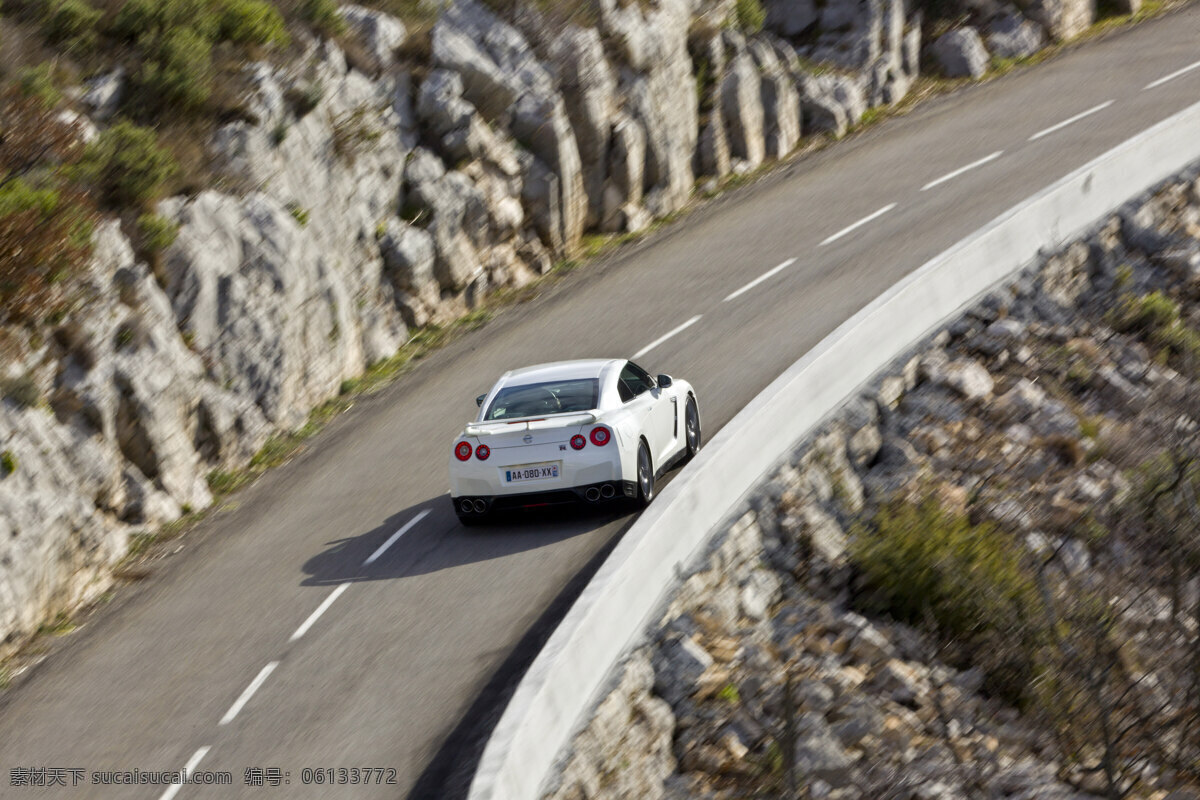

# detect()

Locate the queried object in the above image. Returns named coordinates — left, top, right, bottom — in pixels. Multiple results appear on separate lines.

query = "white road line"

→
left=363, top=508, right=431, bottom=566
left=1028, top=101, right=1114, bottom=141
left=290, top=582, right=351, bottom=641
left=723, top=258, right=797, bottom=302
left=920, top=151, right=1004, bottom=191
left=1144, top=59, right=1200, bottom=90
left=158, top=746, right=210, bottom=800
left=632, top=315, right=703, bottom=360
left=219, top=662, right=278, bottom=725
left=819, top=204, right=898, bottom=246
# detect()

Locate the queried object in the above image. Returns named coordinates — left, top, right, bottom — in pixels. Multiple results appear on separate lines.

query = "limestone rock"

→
left=986, top=13, right=1046, bottom=59
left=1025, top=0, right=1095, bottom=41
left=940, top=359, right=994, bottom=400
left=931, top=28, right=990, bottom=78
left=82, top=66, right=124, bottom=122
left=163, top=191, right=362, bottom=428
left=751, top=41, right=802, bottom=159
left=431, top=0, right=553, bottom=122
left=600, top=0, right=698, bottom=216
left=379, top=221, right=438, bottom=302
left=721, top=52, right=766, bottom=169
left=338, top=5, right=407, bottom=73
left=765, top=0, right=819, bottom=36
left=550, top=26, right=616, bottom=228
left=799, top=72, right=866, bottom=136
left=794, top=713, right=855, bottom=787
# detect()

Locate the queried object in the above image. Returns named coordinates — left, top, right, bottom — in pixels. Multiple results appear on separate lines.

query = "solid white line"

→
left=1028, top=101, right=1114, bottom=141
left=1144, top=60, right=1200, bottom=90
left=723, top=258, right=797, bottom=302
left=819, top=204, right=898, bottom=246
left=363, top=509, right=430, bottom=566
left=219, top=662, right=278, bottom=725
left=632, top=315, right=703, bottom=360
left=290, top=583, right=351, bottom=641
left=920, top=151, right=1004, bottom=191
left=158, top=746, right=210, bottom=800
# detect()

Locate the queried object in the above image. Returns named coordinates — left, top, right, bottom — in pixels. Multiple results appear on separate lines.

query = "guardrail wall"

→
left=468, top=99, right=1200, bottom=800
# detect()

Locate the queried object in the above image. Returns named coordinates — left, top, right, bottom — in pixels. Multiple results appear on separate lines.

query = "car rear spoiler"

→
left=465, top=412, right=598, bottom=436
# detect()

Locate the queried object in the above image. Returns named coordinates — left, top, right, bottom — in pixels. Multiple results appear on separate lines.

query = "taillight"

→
left=590, top=426, right=611, bottom=446
left=570, top=434, right=586, bottom=450
left=454, top=441, right=472, bottom=461
left=476, top=444, right=490, bottom=460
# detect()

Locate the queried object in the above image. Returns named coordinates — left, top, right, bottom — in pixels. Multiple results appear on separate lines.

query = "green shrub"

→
left=1114, top=290, right=1179, bottom=332
left=218, top=0, right=291, bottom=47
left=852, top=497, right=1045, bottom=703
left=136, top=26, right=214, bottom=111
left=732, top=0, right=766, bottom=32
left=78, top=121, right=178, bottom=209
left=299, top=0, right=347, bottom=36
left=852, top=497, right=1039, bottom=646
left=286, top=203, right=309, bottom=226
left=17, top=64, right=63, bottom=107
left=0, top=89, right=95, bottom=323
left=0, top=450, right=15, bottom=477
left=0, top=179, right=61, bottom=218
left=136, top=213, right=179, bottom=252
left=1111, top=291, right=1200, bottom=370
left=38, top=0, right=102, bottom=52
left=110, top=0, right=219, bottom=44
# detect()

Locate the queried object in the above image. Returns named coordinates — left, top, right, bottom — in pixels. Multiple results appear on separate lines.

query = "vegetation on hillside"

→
left=0, top=86, right=96, bottom=325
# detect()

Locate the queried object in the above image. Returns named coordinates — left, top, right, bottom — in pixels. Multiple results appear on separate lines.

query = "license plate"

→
left=504, top=462, right=560, bottom=483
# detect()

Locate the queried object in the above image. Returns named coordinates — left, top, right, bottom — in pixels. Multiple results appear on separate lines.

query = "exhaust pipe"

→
left=585, top=487, right=601, bottom=502
left=473, top=499, right=487, bottom=513
left=600, top=484, right=615, bottom=499
left=460, top=499, right=474, bottom=513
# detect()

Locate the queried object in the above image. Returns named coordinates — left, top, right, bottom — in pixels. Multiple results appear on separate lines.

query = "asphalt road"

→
left=3, top=8, right=1200, bottom=799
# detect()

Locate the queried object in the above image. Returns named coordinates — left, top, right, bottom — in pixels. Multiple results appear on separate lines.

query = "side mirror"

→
left=656, top=374, right=673, bottom=388
left=476, top=394, right=487, bottom=407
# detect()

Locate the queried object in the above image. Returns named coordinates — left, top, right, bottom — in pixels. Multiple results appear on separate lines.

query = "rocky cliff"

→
left=0, top=0, right=1098, bottom=652
left=543, top=171, right=1200, bottom=800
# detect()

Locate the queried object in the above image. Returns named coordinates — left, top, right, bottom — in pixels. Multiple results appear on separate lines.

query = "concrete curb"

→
left=467, top=99, right=1200, bottom=800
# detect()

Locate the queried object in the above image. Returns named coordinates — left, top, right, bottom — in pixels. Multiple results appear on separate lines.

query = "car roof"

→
left=497, top=359, right=623, bottom=388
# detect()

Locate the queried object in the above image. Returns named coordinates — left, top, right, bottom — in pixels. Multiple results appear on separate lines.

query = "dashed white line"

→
left=1144, top=60, right=1200, bottom=90
left=219, top=662, right=278, bottom=725
left=921, top=151, right=1005, bottom=191
left=158, top=746, right=211, bottom=800
left=290, top=582, right=351, bottom=641
left=819, top=203, right=898, bottom=246
left=632, top=315, right=703, bottom=360
left=1028, top=100, right=1114, bottom=141
left=723, top=258, right=797, bottom=302
left=363, top=508, right=431, bottom=566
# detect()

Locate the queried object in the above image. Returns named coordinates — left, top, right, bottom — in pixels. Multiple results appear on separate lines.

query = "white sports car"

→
left=448, top=359, right=701, bottom=524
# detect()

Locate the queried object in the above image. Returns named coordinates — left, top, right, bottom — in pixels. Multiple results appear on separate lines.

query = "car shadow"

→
left=298, top=495, right=640, bottom=800
left=299, top=496, right=633, bottom=587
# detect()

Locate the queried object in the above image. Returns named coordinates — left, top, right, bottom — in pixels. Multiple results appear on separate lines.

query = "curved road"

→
left=3, top=8, right=1200, bottom=799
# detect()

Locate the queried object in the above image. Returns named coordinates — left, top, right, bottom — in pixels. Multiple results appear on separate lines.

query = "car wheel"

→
left=636, top=440, right=655, bottom=508
left=684, top=396, right=701, bottom=462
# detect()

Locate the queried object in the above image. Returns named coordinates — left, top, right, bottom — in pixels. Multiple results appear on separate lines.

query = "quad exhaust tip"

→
left=585, top=487, right=601, bottom=502
left=600, top=484, right=615, bottom=499
left=460, top=499, right=473, bottom=513
left=473, top=499, right=487, bottom=513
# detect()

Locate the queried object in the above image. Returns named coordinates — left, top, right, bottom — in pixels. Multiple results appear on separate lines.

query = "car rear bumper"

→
left=452, top=480, right=637, bottom=517
left=449, top=442, right=628, bottom=498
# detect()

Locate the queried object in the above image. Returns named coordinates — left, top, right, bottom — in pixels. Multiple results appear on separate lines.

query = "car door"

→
left=620, top=362, right=676, bottom=465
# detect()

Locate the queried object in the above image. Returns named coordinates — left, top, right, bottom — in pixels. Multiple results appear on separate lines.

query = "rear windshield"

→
left=485, top=379, right=599, bottom=420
